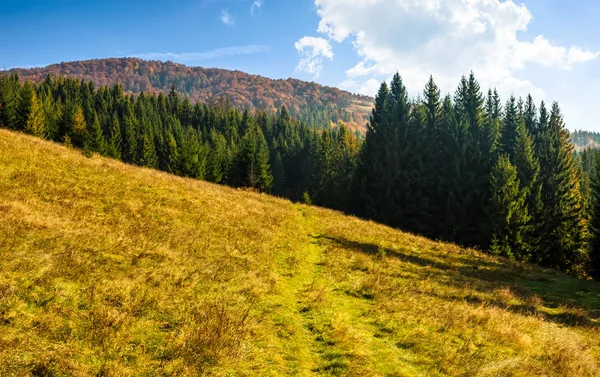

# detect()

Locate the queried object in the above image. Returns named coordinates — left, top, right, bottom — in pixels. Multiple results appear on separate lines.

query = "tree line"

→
left=1, top=72, right=599, bottom=279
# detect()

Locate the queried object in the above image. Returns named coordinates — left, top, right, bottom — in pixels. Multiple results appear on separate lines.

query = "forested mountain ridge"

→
left=7, top=58, right=373, bottom=131
left=572, top=129, right=600, bottom=151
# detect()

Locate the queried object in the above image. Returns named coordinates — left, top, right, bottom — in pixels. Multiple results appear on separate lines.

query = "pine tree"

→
left=177, top=127, right=207, bottom=179
left=270, top=151, right=286, bottom=196
left=452, top=73, right=492, bottom=247
left=84, top=112, right=105, bottom=155
left=535, top=102, right=587, bottom=272
left=138, top=129, right=159, bottom=169
left=489, top=155, right=531, bottom=259
left=500, top=96, right=520, bottom=160
left=106, top=114, right=122, bottom=159
left=231, top=124, right=272, bottom=192
left=16, top=80, right=35, bottom=131
left=122, top=112, right=138, bottom=163
left=206, top=130, right=230, bottom=184
left=71, top=105, right=87, bottom=147
left=355, top=79, right=401, bottom=224
left=589, top=151, right=600, bottom=279
left=24, top=90, right=46, bottom=138
left=512, top=114, right=542, bottom=252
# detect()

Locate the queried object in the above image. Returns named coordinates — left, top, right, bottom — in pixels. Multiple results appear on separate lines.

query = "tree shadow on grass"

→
left=311, top=233, right=600, bottom=329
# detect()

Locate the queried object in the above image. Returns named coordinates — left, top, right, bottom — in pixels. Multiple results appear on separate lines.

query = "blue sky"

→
left=1, top=0, right=599, bottom=131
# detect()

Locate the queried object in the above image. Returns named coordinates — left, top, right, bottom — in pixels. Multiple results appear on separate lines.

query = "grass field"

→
left=1, top=129, right=599, bottom=376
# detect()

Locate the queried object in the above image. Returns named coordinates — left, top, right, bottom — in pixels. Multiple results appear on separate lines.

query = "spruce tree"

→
left=16, top=80, right=35, bottom=131
left=589, top=151, right=600, bottom=279
left=489, top=155, right=530, bottom=260
left=84, top=112, right=105, bottom=155
left=71, top=105, right=87, bottom=147
left=24, top=90, right=46, bottom=138
left=500, top=96, right=519, bottom=160
left=106, top=114, right=122, bottom=159
left=138, top=129, right=159, bottom=169
left=535, top=102, right=587, bottom=272
left=231, top=124, right=272, bottom=192
left=206, top=130, right=230, bottom=184
left=0, top=74, right=20, bottom=130
left=177, top=127, right=207, bottom=179
left=355, top=80, right=399, bottom=224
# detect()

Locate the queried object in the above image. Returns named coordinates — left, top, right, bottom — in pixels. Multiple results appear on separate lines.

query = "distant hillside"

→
left=571, top=129, right=600, bottom=151
left=8, top=58, right=373, bottom=131
left=1, top=128, right=599, bottom=375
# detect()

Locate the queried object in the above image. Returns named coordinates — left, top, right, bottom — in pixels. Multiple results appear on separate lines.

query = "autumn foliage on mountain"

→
left=9, top=58, right=373, bottom=131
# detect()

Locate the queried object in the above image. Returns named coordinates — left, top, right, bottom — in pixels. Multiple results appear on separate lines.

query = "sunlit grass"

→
left=0, top=129, right=599, bottom=376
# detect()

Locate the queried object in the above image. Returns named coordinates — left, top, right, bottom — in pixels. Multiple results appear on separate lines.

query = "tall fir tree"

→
left=535, top=103, right=587, bottom=272
left=24, top=90, right=46, bottom=138
left=106, top=114, right=122, bottom=159
left=589, top=151, right=600, bottom=279
left=489, top=155, right=531, bottom=260
left=84, top=112, right=105, bottom=155
left=355, top=79, right=399, bottom=224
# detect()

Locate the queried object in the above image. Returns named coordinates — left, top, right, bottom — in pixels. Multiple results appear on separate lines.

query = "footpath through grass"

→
left=0, top=129, right=599, bottom=376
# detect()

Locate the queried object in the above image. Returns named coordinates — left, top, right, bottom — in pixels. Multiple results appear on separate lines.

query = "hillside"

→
left=572, top=129, right=600, bottom=151
left=1, top=129, right=600, bottom=376
left=8, top=58, right=373, bottom=131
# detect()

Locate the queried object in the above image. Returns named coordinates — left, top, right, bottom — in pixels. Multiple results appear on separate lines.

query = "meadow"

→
left=0, top=129, right=599, bottom=376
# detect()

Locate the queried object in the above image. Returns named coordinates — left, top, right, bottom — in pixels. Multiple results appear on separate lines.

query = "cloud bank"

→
left=299, top=0, right=599, bottom=98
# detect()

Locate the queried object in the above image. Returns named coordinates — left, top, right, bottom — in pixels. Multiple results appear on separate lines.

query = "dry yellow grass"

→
left=0, top=128, right=599, bottom=376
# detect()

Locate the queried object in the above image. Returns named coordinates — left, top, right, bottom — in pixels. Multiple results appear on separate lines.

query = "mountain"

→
left=8, top=58, right=374, bottom=131
left=1, top=128, right=599, bottom=376
left=572, top=129, right=600, bottom=151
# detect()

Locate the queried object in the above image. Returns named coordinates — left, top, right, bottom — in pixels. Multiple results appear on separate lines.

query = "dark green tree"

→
left=535, top=103, right=587, bottom=272
left=489, top=155, right=530, bottom=260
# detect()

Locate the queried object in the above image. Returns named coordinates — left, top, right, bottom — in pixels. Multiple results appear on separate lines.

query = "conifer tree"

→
left=16, top=80, right=35, bottom=131
left=71, top=105, right=87, bottom=147
left=138, top=129, right=159, bottom=169
left=84, top=112, right=105, bottom=155
left=24, top=90, right=46, bottom=138
left=106, top=114, right=122, bottom=159
left=231, top=124, right=272, bottom=192
left=177, top=127, right=207, bottom=179
left=164, top=131, right=179, bottom=174
left=489, top=155, right=530, bottom=259
left=500, top=96, right=520, bottom=160
left=589, top=152, right=600, bottom=279
left=355, top=79, right=399, bottom=223
left=206, top=130, right=230, bottom=184
left=0, top=74, right=20, bottom=130
left=122, top=112, right=138, bottom=163
left=535, top=103, right=587, bottom=272
left=512, top=115, right=543, bottom=251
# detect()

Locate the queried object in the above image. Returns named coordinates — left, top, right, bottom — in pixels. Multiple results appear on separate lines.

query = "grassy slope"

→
left=0, top=129, right=599, bottom=377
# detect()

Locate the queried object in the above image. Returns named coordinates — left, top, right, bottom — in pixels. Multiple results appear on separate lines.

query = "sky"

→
left=1, top=0, right=599, bottom=131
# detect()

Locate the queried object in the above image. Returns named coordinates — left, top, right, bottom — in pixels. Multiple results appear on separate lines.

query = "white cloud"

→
left=295, top=36, right=334, bottom=78
left=308, top=0, right=599, bottom=98
left=221, top=9, right=234, bottom=25
left=134, top=45, right=269, bottom=63
left=568, top=47, right=600, bottom=65
left=251, top=0, right=262, bottom=15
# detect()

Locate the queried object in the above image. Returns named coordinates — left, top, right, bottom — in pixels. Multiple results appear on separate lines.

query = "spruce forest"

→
left=1, top=71, right=599, bottom=279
